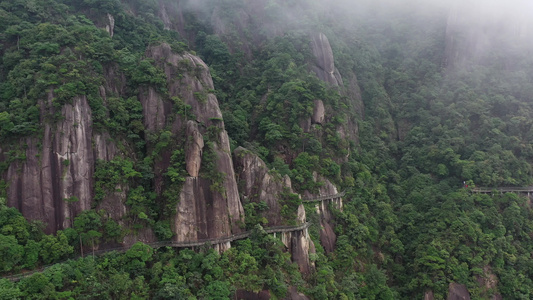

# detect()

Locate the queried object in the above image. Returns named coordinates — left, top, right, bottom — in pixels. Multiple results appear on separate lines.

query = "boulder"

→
left=447, top=283, right=470, bottom=300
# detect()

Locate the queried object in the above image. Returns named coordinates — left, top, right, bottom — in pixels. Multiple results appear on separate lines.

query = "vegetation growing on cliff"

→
left=2, top=0, right=533, bottom=299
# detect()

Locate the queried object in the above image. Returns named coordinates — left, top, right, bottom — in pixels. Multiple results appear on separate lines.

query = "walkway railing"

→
left=2, top=222, right=310, bottom=281
left=301, top=191, right=345, bottom=203
left=471, top=187, right=533, bottom=193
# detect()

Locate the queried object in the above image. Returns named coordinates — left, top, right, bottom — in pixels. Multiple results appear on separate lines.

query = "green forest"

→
left=1, top=0, right=533, bottom=299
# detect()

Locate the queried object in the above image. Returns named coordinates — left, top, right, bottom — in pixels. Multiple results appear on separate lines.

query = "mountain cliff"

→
left=3, top=0, right=533, bottom=299
left=1, top=0, right=351, bottom=261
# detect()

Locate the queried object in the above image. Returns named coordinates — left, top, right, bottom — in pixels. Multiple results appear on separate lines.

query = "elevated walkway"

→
left=301, top=191, right=345, bottom=203
left=3, top=222, right=310, bottom=281
left=471, top=187, right=533, bottom=194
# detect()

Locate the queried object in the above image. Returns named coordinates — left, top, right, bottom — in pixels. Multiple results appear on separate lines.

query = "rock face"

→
left=3, top=43, right=245, bottom=249
left=281, top=228, right=313, bottom=274
left=447, top=283, right=470, bottom=300
left=185, top=121, right=204, bottom=177
left=308, top=32, right=361, bottom=142
left=233, top=147, right=285, bottom=225
left=143, top=43, right=244, bottom=244
left=424, top=290, right=434, bottom=300
left=310, top=33, right=343, bottom=87
left=105, top=13, right=115, bottom=37
left=235, top=289, right=271, bottom=300
left=476, top=266, right=501, bottom=300
left=311, top=100, right=325, bottom=124
left=234, top=147, right=314, bottom=272
left=6, top=94, right=94, bottom=233
left=139, top=87, right=167, bottom=132
left=287, top=286, right=310, bottom=300
left=303, top=173, right=343, bottom=253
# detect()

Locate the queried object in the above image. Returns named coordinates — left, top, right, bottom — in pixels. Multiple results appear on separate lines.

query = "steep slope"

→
left=5, top=94, right=94, bottom=233
left=141, top=43, right=244, bottom=243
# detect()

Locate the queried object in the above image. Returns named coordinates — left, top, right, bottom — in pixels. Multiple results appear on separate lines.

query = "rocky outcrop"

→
left=93, top=132, right=118, bottom=162
left=234, top=147, right=314, bottom=272
left=281, top=203, right=315, bottom=274
left=447, top=283, right=470, bottom=300
left=303, top=173, right=342, bottom=253
left=476, top=266, right=501, bottom=300
left=185, top=121, right=204, bottom=177
left=424, top=290, right=434, bottom=300
left=310, top=33, right=343, bottom=87
left=309, top=32, right=361, bottom=143
left=105, top=13, right=115, bottom=37
left=144, top=43, right=244, bottom=243
left=139, top=86, right=167, bottom=133
left=6, top=94, right=94, bottom=233
left=174, top=177, right=234, bottom=241
left=281, top=228, right=313, bottom=274
left=287, top=286, right=310, bottom=300
left=4, top=42, right=246, bottom=248
left=312, top=100, right=325, bottom=124
left=233, top=147, right=285, bottom=225
left=235, top=289, right=271, bottom=300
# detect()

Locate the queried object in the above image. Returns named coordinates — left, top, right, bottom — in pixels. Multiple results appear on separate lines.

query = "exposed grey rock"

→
left=281, top=229, right=313, bottom=274
left=173, top=177, right=232, bottom=241
left=475, top=265, right=501, bottom=300
left=235, top=289, right=271, bottom=300
left=310, top=33, right=343, bottom=87
left=185, top=121, right=204, bottom=177
left=233, top=147, right=284, bottom=225
left=447, top=283, right=470, bottom=300
left=309, top=32, right=361, bottom=145
left=303, top=173, right=343, bottom=253
left=7, top=95, right=94, bottom=233
left=287, top=286, right=310, bottom=300
left=299, top=117, right=311, bottom=133
left=145, top=43, right=244, bottom=243
left=139, top=86, right=167, bottom=132
left=312, top=100, right=325, bottom=124
left=94, top=132, right=118, bottom=161
left=234, top=147, right=313, bottom=272
left=122, top=228, right=157, bottom=247
left=105, top=13, right=115, bottom=37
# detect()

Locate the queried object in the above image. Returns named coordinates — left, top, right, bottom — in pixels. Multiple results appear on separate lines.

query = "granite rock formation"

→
left=143, top=43, right=244, bottom=244
left=303, top=173, right=343, bottom=254
left=234, top=147, right=314, bottom=272
left=447, top=283, right=470, bottom=300
left=6, top=93, right=94, bottom=233
left=310, top=33, right=343, bottom=87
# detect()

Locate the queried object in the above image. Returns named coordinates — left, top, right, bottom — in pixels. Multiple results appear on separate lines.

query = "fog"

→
left=180, top=0, right=533, bottom=67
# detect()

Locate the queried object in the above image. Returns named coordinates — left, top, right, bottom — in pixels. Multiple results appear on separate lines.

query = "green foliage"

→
left=161, top=149, right=187, bottom=217
left=39, top=231, right=73, bottom=264
left=0, top=278, right=21, bottom=300
left=0, top=234, right=24, bottom=272
left=200, top=141, right=226, bottom=195
left=94, top=157, right=141, bottom=202
left=242, top=200, right=269, bottom=229
left=3, top=0, right=533, bottom=299
left=290, top=152, right=322, bottom=192
left=279, top=189, right=302, bottom=225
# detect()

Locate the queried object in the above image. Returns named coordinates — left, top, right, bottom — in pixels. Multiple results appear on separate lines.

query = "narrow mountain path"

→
left=3, top=191, right=347, bottom=282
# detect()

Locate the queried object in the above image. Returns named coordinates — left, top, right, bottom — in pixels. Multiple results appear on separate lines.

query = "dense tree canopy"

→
left=2, top=0, right=533, bottom=299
